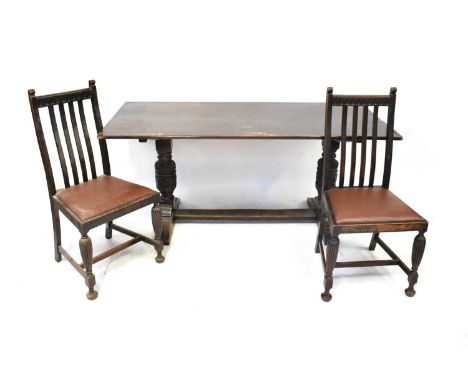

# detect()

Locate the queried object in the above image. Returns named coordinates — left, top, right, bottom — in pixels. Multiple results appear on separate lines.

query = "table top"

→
left=103, top=102, right=402, bottom=140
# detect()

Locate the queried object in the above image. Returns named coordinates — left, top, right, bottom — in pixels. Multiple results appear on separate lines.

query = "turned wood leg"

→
left=321, top=235, right=340, bottom=302
left=152, top=204, right=165, bottom=263
left=155, top=139, right=178, bottom=245
left=405, top=231, right=426, bottom=297
left=105, top=221, right=112, bottom=239
left=309, top=139, right=340, bottom=212
left=369, top=233, right=379, bottom=251
left=51, top=202, right=62, bottom=262
left=79, top=234, right=98, bottom=300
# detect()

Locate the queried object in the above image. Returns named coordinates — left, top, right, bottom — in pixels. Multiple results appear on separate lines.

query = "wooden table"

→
left=103, top=102, right=401, bottom=244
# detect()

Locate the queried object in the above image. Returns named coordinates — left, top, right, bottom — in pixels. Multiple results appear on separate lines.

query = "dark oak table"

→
left=103, top=102, right=401, bottom=244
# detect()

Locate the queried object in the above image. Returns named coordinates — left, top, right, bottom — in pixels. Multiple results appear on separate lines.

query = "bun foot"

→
left=155, top=255, right=165, bottom=264
left=321, top=292, right=332, bottom=302
left=86, top=290, right=99, bottom=300
left=405, top=288, right=416, bottom=297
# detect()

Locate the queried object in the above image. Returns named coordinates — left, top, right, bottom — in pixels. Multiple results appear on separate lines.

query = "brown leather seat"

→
left=54, top=175, right=158, bottom=223
left=326, top=187, right=425, bottom=225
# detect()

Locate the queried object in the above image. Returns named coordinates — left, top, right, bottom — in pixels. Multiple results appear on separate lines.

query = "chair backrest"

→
left=28, top=80, right=111, bottom=196
left=321, top=87, right=397, bottom=200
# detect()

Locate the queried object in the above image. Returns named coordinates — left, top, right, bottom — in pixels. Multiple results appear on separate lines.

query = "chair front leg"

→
left=152, top=204, right=165, bottom=263
left=79, top=234, right=98, bottom=300
left=321, top=234, right=340, bottom=302
left=405, top=231, right=426, bottom=297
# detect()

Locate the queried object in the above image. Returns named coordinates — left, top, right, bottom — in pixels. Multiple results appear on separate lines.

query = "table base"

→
left=155, top=139, right=338, bottom=244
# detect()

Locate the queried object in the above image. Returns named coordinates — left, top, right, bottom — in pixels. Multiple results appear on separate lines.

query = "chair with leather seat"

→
left=315, top=87, right=428, bottom=301
left=29, top=80, right=164, bottom=300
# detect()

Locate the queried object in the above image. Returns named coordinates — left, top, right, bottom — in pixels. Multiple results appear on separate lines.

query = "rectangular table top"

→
left=103, top=102, right=402, bottom=140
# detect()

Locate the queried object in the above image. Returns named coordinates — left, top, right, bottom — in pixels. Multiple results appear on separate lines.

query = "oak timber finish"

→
left=103, top=101, right=403, bottom=244
left=29, top=80, right=164, bottom=300
left=315, top=88, right=428, bottom=302
left=175, top=208, right=316, bottom=221
left=103, top=102, right=402, bottom=140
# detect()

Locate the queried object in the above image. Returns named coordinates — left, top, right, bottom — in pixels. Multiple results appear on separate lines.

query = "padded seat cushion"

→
left=54, top=175, right=158, bottom=222
left=326, top=187, right=425, bottom=225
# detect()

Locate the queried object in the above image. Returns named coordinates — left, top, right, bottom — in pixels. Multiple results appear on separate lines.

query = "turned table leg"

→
left=307, top=139, right=340, bottom=213
left=155, top=139, right=179, bottom=245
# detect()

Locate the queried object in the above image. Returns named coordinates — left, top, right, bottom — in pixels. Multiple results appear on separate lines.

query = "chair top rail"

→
left=31, top=88, right=92, bottom=108
left=331, top=89, right=396, bottom=107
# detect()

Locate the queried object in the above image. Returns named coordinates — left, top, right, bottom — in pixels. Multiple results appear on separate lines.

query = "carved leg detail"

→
left=105, top=221, right=113, bottom=239
left=155, top=139, right=177, bottom=245
left=321, top=235, right=340, bottom=302
left=51, top=202, right=62, bottom=262
left=152, top=204, right=165, bottom=263
left=79, top=235, right=98, bottom=300
left=369, top=233, right=379, bottom=251
left=405, top=231, right=426, bottom=297
left=311, top=139, right=340, bottom=211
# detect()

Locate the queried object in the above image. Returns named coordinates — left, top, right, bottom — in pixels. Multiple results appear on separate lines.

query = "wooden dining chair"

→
left=28, top=80, right=164, bottom=300
left=315, top=87, right=428, bottom=301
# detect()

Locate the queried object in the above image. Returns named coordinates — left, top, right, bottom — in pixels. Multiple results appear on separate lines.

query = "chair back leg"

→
left=369, top=233, right=379, bottom=251
left=51, top=202, right=62, bottom=262
left=315, top=215, right=325, bottom=254
left=105, top=221, right=113, bottom=239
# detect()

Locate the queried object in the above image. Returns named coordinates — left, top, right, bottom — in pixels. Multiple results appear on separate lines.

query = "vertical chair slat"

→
left=369, top=106, right=379, bottom=187
left=349, top=106, right=358, bottom=186
left=359, top=106, right=368, bottom=186
left=48, top=105, right=70, bottom=188
left=320, top=87, right=334, bottom=201
left=89, top=81, right=111, bottom=175
left=29, top=90, right=56, bottom=195
left=68, top=102, right=88, bottom=181
left=77, top=100, right=97, bottom=179
left=382, top=88, right=397, bottom=188
left=58, top=103, right=79, bottom=185
left=339, top=106, right=348, bottom=187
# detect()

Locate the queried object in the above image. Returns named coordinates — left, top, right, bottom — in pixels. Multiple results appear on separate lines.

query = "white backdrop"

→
left=1, top=1, right=466, bottom=381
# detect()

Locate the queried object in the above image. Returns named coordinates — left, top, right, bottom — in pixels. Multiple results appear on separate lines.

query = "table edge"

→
left=100, top=133, right=403, bottom=140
